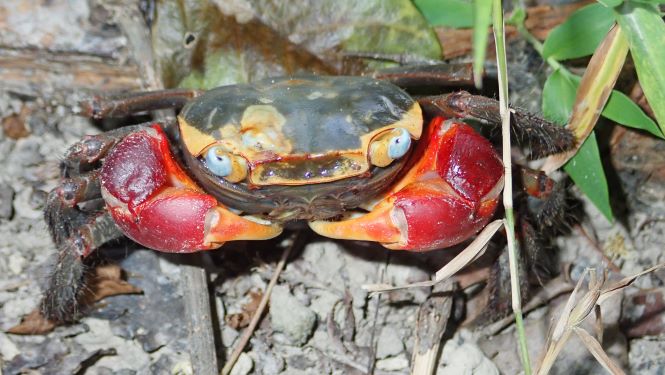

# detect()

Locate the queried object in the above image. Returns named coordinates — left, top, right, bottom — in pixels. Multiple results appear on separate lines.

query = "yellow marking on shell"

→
left=359, top=102, right=422, bottom=154
left=239, top=105, right=292, bottom=154
left=369, top=129, right=401, bottom=167
left=178, top=117, right=217, bottom=156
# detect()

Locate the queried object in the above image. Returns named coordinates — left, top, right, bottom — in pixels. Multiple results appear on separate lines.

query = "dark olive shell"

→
left=178, top=76, right=417, bottom=155
left=176, top=76, right=422, bottom=220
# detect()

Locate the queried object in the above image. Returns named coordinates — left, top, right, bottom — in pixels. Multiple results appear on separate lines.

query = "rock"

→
left=0, top=183, right=14, bottom=220
left=230, top=352, right=253, bottom=375
left=7, top=253, right=25, bottom=275
left=0, top=332, right=20, bottom=361
left=270, top=285, right=317, bottom=346
left=630, top=338, right=665, bottom=374
left=440, top=331, right=499, bottom=375
left=376, top=327, right=404, bottom=359
left=376, top=354, right=409, bottom=371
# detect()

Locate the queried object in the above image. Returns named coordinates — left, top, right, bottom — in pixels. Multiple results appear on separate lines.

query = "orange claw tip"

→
left=204, top=207, right=282, bottom=245
left=308, top=207, right=402, bottom=246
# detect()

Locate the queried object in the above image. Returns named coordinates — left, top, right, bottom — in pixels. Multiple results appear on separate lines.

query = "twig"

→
left=182, top=259, right=219, bottom=375
left=221, top=233, right=300, bottom=375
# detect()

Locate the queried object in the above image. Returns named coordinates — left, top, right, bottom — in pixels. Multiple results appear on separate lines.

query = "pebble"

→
left=376, top=326, right=404, bottom=359
left=230, top=352, right=253, bottom=375
left=269, top=285, right=317, bottom=346
left=0, top=183, right=14, bottom=220
left=7, top=253, right=25, bottom=274
left=376, top=354, right=409, bottom=371
left=0, top=332, right=20, bottom=360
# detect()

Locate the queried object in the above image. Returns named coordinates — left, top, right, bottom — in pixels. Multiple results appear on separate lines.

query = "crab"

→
left=42, top=68, right=575, bottom=322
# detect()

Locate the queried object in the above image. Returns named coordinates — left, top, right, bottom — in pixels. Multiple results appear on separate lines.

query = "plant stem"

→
left=493, top=1, right=532, bottom=374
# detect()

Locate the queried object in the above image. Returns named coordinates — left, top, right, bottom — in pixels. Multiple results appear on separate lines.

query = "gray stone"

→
left=230, top=352, right=253, bottom=375
left=0, top=183, right=14, bottom=220
left=269, top=285, right=317, bottom=346
left=629, top=338, right=665, bottom=374
left=376, top=355, right=409, bottom=371
left=376, top=326, right=404, bottom=359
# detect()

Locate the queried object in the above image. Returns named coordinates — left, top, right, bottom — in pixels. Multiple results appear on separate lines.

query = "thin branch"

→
left=221, top=233, right=300, bottom=375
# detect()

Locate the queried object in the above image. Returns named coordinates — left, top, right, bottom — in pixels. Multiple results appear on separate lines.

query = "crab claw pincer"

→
left=100, top=125, right=281, bottom=253
left=309, top=117, right=504, bottom=251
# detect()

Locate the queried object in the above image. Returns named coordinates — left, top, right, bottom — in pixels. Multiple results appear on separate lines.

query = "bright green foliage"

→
left=472, top=0, right=492, bottom=87
left=615, top=1, right=665, bottom=136
left=597, top=0, right=623, bottom=7
left=414, top=0, right=474, bottom=27
left=542, top=3, right=615, bottom=60
left=603, top=90, right=664, bottom=138
left=543, top=70, right=613, bottom=221
left=564, top=133, right=613, bottom=221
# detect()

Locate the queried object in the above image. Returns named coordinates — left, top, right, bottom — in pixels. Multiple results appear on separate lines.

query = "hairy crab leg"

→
left=418, top=92, right=576, bottom=157
left=310, top=116, right=504, bottom=251
left=56, top=170, right=102, bottom=207
left=41, top=211, right=124, bottom=323
left=78, top=88, right=203, bottom=119
left=42, top=121, right=176, bottom=322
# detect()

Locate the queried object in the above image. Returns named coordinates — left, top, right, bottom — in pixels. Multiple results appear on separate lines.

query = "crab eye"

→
left=204, top=146, right=248, bottom=183
left=387, top=128, right=411, bottom=159
left=369, top=128, right=412, bottom=167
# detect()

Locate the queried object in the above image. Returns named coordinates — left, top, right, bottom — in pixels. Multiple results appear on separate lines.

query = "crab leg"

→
left=309, top=117, right=504, bottom=251
left=78, top=88, right=203, bottom=119
left=100, top=125, right=282, bottom=252
left=418, top=92, right=575, bottom=157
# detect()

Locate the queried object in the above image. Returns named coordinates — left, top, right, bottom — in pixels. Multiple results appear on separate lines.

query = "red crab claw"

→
left=100, top=125, right=281, bottom=253
left=309, top=117, right=504, bottom=251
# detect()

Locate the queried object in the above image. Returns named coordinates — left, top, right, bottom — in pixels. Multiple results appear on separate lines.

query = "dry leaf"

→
left=7, top=309, right=57, bottom=335
left=225, top=291, right=264, bottom=329
left=81, top=264, right=143, bottom=305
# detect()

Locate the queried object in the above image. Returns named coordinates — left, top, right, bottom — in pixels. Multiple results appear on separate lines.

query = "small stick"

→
left=221, top=233, right=300, bottom=375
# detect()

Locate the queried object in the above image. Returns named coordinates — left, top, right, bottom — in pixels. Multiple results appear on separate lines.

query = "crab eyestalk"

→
left=310, top=117, right=504, bottom=251
left=204, top=145, right=248, bottom=183
left=369, top=128, right=412, bottom=167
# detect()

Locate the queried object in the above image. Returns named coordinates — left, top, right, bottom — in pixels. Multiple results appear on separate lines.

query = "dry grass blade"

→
left=573, top=327, right=626, bottom=375
left=537, top=262, right=665, bottom=374
left=598, top=262, right=665, bottom=305
left=551, top=268, right=588, bottom=340
left=362, top=220, right=503, bottom=293
left=542, top=24, right=629, bottom=173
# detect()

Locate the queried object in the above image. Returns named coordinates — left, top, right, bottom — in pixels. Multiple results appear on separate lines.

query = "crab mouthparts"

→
left=250, top=153, right=369, bottom=186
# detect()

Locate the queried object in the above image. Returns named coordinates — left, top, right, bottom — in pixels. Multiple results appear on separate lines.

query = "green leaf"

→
left=615, top=1, right=665, bottom=135
left=542, top=70, right=613, bottom=221
left=563, top=133, right=613, bottom=221
left=543, top=70, right=659, bottom=137
left=542, top=70, right=578, bottom=124
left=542, top=3, right=615, bottom=60
left=597, top=0, right=623, bottom=7
left=603, top=90, right=665, bottom=138
left=472, top=0, right=492, bottom=87
left=414, top=0, right=474, bottom=28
